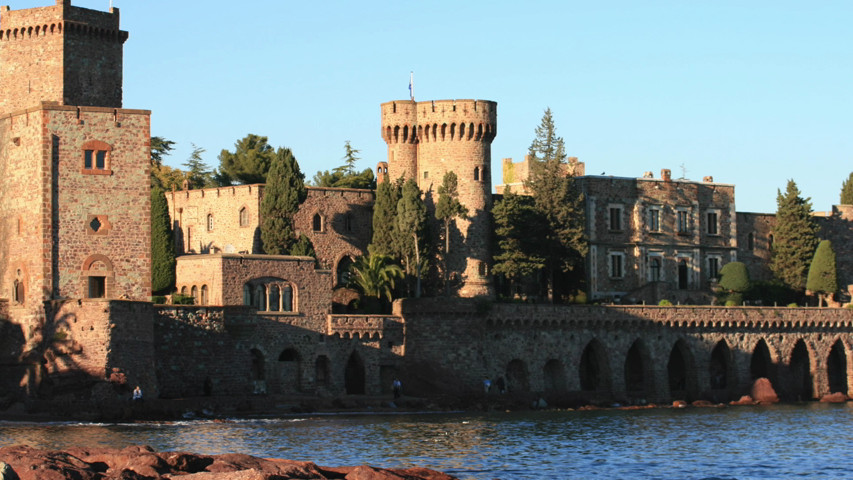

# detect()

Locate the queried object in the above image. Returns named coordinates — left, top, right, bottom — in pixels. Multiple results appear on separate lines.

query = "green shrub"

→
left=659, top=299, right=673, bottom=306
left=787, top=302, right=799, bottom=308
left=172, top=293, right=195, bottom=305
left=53, top=330, right=68, bottom=342
left=151, top=295, right=167, bottom=304
left=725, top=299, right=739, bottom=307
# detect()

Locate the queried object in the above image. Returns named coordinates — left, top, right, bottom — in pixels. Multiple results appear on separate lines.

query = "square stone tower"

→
left=0, top=0, right=150, bottom=328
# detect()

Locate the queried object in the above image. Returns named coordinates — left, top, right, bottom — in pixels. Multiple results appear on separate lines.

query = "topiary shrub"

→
left=659, top=299, right=673, bottom=306
left=787, top=302, right=799, bottom=308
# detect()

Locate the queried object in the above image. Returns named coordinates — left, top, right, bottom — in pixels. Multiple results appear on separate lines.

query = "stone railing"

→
left=327, top=314, right=403, bottom=339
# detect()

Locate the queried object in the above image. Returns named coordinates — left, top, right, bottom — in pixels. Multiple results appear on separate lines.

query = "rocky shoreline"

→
left=0, top=445, right=458, bottom=480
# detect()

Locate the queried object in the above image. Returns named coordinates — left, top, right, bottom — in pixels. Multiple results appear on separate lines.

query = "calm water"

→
left=2, top=403, right=853, bottom=479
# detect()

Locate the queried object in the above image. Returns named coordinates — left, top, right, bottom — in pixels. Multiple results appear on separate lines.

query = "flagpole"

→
left=409, top=72, right=414, bottom=102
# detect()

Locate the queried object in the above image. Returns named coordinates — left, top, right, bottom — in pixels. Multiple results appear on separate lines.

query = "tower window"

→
left=312, top=213, right=323, bottom=232
left=81, top=140, right=112, bottom=175
left=474, top=167, right=480, bottom=181
left=239, top=207, right=249, bottom=227
left=207, top=214, right=214, bottom=232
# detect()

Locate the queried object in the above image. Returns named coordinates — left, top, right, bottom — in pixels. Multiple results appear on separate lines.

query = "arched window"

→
left=282, top=285, right=293, bottom=312
left=12, top=269, right=24, bottom=305
left=191, top=285, right=199, bottom=304
left=82, top=254, right=113, bottom=299
left=269, top=285, right=280, bottom=312
left=243, top=284, right=251, bottom=305
left=200, top=285, right=208, bottom=305
left=246, top=279, right=296, bottom=312
left=312, top=213, right=323, bottom=232
left=239, top=207, right=249, bottom=227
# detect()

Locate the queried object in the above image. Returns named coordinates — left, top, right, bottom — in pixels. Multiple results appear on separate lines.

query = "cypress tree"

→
left=770, top=180, right=819, bottom=291
left=396, top=178, right=428, bottom=297
left=525, top=108, right=588, bottom=302
left=260, top=147, right=306, bottom=255
left=492, top=191, right=545, bottom=297
left=840, top=172, right=853, bottom=205
left=150, top=185, right=175, bottom=294
left=807, top=240, right=837, bottom=306
left=435, top=171, right=468, bottom=294
left=369, top=178, right=402, bottom=258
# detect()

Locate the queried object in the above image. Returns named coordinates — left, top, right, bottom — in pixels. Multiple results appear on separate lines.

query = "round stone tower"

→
left=380, top=99, right=497, bottom=298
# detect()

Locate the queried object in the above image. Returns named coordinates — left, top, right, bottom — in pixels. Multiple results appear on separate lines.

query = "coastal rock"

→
left=751, top=377, right=779, bottom=404
left=730, top=395, right=754, bottom=406
left=0, top=446, right=458, bottom=480
left=819, top=392, right=848, bottom=403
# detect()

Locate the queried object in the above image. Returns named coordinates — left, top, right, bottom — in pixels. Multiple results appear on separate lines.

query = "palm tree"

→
left=348, top=254, right=403, bottom=313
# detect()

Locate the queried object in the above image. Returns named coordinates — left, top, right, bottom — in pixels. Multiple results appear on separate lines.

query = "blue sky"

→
left=9, top=1, right=852, bottom=213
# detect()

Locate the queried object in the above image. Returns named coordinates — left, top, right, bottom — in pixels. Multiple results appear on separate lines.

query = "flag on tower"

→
left=409, top=72, right=414, bottom=101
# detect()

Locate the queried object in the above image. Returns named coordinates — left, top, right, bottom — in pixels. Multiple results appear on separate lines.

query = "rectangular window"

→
left=610, top=252, right=625, bottom=278
left=609, top=206, right=623, bottom=231
left=648, top=255, right=662, bottom=282
left=95, top=151, right=107, bottom=170
left=706, top=211, right=719, bottom=235
left=677, top=209, right=690, bottom=234
left=708, top=256, right=721, bottom=279
left=87, top=276, right=106, bottom=298
left=84, top=150, right=94, bottom=169
left=648, top=207, right=661, bottom=232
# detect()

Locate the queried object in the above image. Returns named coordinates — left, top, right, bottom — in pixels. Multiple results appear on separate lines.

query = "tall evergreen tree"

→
left=183, top=144, right=215, bottom=189
left=218, top=134, right=276, bottom=185
left=492, top=191, right=545, bottom=297
left=150, top=185, right=175, bottom=294
left=840, top=172, right=853, bottom=205
left=770, top=180, right=819, bottom=291
left=435, top=171, right=468, bottom=294
left=260, top=147, right=307, bottom=255
left=807, top=239, right=838, bottom=307
left=150, top=136, right=175, bottom=168
left=312, top=141, right=376, bottom=189
left=524, top=108, right=588, bottom=302
left=396, top=178, right=428, bottom=297
left=369, top=178, right=403, bottom=258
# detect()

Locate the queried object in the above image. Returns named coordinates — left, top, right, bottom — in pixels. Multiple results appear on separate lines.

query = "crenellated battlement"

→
left=381, top=99, right=497, bottom=145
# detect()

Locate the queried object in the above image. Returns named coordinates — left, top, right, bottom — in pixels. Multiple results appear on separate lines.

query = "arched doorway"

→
left=750, top=339, right=773, bottom=381
left=250, top=348, right=266, bottom=394
left=668, top=340, right=691, bottom=400
left=624, top=340, right=649, bottom=399
left=710, top=340, right=733, bottom=391
left=827, top=340, right=848, bottom=395
left=506, top=359, right=529, bottom=393
left=315, top=355, right=331, bottom=390
left=787, top=340, right=813, bottom=400
left=345, top=351, right=365, bottom=395
left=278, top=348, right=302, bottom=394
left=579, top=339, right=610, bottom=394
left=543, top=359, right=566, bottom=392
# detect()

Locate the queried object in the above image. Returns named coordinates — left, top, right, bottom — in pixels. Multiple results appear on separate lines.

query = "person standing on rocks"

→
left=132, top=386, right=143, bottom=403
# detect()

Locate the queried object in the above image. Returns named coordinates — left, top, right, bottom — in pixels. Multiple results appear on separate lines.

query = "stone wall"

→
left=736, top=211, right=775, bottom=282
left=817, top=205, right=853, bottom=300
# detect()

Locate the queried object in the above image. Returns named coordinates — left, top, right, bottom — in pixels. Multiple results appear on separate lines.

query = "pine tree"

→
left=807, top=240, right=837, bottom=307
left=492, top=191, right=545, bottom=297
left=396, top=178, right=428, bottom=297
left=183, top=144, right=215, bottom=189
left=840, top=173, right=853, bottom=205
left=260, top=147, right=307, bottom=255
left=218, top=134, right=276, bottom=185
left=369, top=178, right=402, bottom=258
left=150, top=185, right=175, bottom=294
left=435, top=171, right=468, bottom=294
left=524, top=108, right=588, bottom=302
left=770, top=180, right=819, bottom=291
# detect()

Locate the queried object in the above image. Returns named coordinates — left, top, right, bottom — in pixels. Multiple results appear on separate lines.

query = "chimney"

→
left=703, top=176, right=714, bottom=183
left=661, top=169, right=672, bottom=182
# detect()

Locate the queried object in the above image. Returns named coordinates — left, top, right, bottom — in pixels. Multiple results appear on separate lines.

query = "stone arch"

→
left=191, top=285, right=199, bottom=303
left=505, top=359, right=529, bottom=392
left=827, top=339, right=848, bottom=395
left=81, top=254, right=115, bottom=299
left=543, top=359, right=566, bottom=392
left=709, top=339, right=734, bottom=393
left=624, top=339, right=652, bottom=399
left=750, top=338, right=776, bottom=384
left=245, top=277, right=297, bottom=312
left=345, top=350, right=366, bottom=394
left=786, top=339, right=814, bottom=400
left=335, top=255, right=355, bottom=287
left=579, top=338, right=611, bottom=394
left=278, top=347, right=302, bottom=393
left=668, top=339, right=697, bottom=400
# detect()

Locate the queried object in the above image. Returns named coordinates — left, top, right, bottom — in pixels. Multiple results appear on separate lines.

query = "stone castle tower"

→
left=0, top=0, right=151, bottom=326
left=381, top=99, right=497, bottom=297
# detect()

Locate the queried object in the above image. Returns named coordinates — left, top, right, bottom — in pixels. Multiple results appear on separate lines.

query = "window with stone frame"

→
left=245, top=278, right=296, bottom=313
left=239, top=207, right=249, bottom=227
left=81, top=140, right=112, bottom=175
left=647, top=206, right=661, bottom=233
left=312, top=213, right=323, bottom=232
left=608, top=205, right=624, bottom=232
left=677, top=208, right=691, bottom=235
left=707, top=255, right=722, bottom=280
left=706, top=210, right=720, bottom=236
left=647, top=255, right=663, bottom=282
left=609, top=251, right=625, bottom=278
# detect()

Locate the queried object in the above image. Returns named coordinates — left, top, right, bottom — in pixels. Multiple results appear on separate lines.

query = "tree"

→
left=311, top=142, right=376, bottom=190
left=183, top=144, right=215, bottom=189
left=396, top=178, right=428, bottom=297
left=150, top=185, right=175, bottom=294
left=492, top=191, right=545, bottom=298
left=348, top=254, right=403, bottom=313
left=770, top=180, right=819, bottom=292
left=150, top=136, right=175, bottom=167
left=524, top=108, right=588, bottom=302
left=260, top=147, right=307, bottom=255
left=218, top=134, right=276, bottom=185
left=841, top=173, right=853, bottom=205
left=369, top=178, right=402, bottom=258
left=807, top=240, right=838, bottom=307
left=718, top=261, right=749, bottom=305
left=435, top=171, right=468, bottom=295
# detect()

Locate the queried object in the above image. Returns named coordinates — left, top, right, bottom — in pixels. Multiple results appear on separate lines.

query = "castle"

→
left=1, top=1, right=852, bottom=411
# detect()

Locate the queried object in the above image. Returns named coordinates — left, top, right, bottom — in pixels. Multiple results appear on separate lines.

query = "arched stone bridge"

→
left=398, top=299, right=853, bottom=403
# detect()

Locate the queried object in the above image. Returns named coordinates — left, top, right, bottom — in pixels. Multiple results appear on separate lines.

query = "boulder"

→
left=820, top=392, right=849, bottom=403
left=0, top=462, right=20, bottom=480
left=750, top=377, right=779, bottom=404
left=672, top=400, right=688, bottom=408
left=730, top=395, right=754, bottom=406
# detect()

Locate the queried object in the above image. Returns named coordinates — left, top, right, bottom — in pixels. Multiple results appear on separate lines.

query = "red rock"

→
left=730, top=395, right=754, bottom=406
left=820, top=392, right=848, bottom=403
left=751, top=377, right=779, bottom=404
left=672, top=400, right=687, bottom=408
left=691, top=400, right=714, bottom=407
left=344, top=465, right=408, bottom=479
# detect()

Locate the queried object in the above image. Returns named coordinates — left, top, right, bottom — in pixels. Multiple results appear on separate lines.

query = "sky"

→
left=7, top=1, right=853, bottom=213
